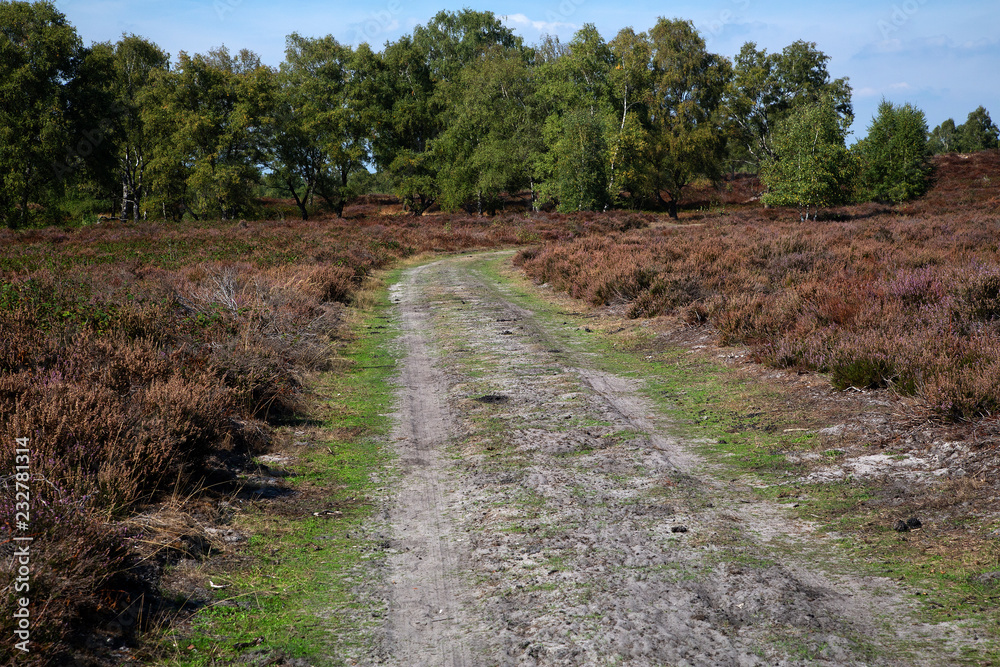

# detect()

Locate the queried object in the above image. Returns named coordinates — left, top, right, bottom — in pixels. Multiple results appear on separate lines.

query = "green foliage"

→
left=0, top=0, right=81, bottom=227
left=930, top=107, right=999, bottom=154
left=375, top=9, right=523, bottom=215
left=855, top=99, right=931, bottom=203
left=606, top=28, right=653, bottom=204
left=413, top=8, right=522, bottom=83
left=0, top=6, right=960, bottom=223
left=955, top=106, right=1000, bottom=152
left=646, top=18, right=731, bottom=217
left=761, top=98, right=854, bottom=219
left=143, top=47, right=274, bottom=220
left=435, top=45, right=538, bottom=214
left=389, top=149, right=439, bottom=215
left=533, top=24, right=615, bottom=211
left=268, top=34, right=367, bottom=219
left=549, top=109, right=610, bottom=212
left=928, top=118, right=957, bottom=154
left=109, top=35, right=171, bottom=221
left=723, top=40, right=853, bottom=171
left=63, top=41, right=119, bottom=208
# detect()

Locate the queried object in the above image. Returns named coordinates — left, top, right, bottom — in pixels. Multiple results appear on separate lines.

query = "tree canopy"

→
left=855, top=99, right=930, bottom=203
left=760, top=97, right=853, bottom=220
left=2, top=2, right=992, bottom=225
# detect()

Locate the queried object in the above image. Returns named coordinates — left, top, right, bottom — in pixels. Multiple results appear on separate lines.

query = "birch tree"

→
left=646, top=18, right=730, bottom=218
left=111, top=35, right=169, bottom=222
left=761, top=97, right=853, bottom=220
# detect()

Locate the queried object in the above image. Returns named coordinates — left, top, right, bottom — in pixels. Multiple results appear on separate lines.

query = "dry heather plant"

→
left=516, top=151, right=1000, bottom=422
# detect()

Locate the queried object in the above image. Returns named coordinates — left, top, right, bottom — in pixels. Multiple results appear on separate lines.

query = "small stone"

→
left=893, top=519, right=910, bottom=532
left=906, top=517, right=922, bottom=529
left=671, top=526, right=689, bottom=533
left=974, top=571, right=1000, bottom=587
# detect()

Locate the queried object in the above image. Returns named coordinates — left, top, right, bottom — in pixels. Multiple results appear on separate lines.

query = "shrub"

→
left=963, top=270, right=1000, bottom=322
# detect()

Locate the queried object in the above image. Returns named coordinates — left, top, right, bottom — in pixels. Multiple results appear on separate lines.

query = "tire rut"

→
left=384, top=262, right=475, bottom=666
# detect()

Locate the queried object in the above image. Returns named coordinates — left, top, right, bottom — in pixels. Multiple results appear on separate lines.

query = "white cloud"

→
left=502, top=13, right=576, bottom=35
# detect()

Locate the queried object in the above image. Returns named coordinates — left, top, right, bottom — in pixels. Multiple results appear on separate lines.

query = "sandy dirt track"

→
left=377, top=253, right=971, bottom=667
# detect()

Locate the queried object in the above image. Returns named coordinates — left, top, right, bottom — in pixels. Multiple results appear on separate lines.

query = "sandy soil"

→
left=375, top=253, right=974, bottom=666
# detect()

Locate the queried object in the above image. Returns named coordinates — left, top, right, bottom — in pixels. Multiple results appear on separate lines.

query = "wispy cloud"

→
left=504, top=13, right=576, bottom=33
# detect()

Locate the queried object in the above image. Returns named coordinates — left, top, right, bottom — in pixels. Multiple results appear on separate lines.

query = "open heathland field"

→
left=0, top=206, right=614, bottom=662
left=2, top=151, right=1000, bottom=666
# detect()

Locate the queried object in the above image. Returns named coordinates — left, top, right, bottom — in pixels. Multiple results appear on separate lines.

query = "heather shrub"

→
left=827, top=332, right=907, bottom=392
left=0, top=497, right=135, bottom=659
left=309, top=265, right=358, bottom=304
left=963, top=270, right=1000, bottom=322
left=1, top=366, right=233, bottom=513
left=609, top=212, right=651, bottom=232
left=516, top=152, right=1000, bottom=420
left=626, top=275, right=707, bottom=318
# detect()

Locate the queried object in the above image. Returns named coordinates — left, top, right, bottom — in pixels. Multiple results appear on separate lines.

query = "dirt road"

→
left=378, top=253, right=969, bottom=666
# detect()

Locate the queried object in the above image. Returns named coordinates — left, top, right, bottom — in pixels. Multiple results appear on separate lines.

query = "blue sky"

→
left=55, top=0, right=999, bottom=139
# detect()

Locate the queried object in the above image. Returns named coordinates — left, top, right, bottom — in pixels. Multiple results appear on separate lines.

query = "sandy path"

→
left=383, top=263, right=475, bottom=666
left=378, top=253, right=969, bottom=666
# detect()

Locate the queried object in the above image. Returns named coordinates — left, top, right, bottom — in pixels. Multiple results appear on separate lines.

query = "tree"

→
left=761, top=97, right=853, bottom=220
left=954, top=106, right=1000, bottom=152
left=855, top=99, right=930, bottom=203
left=0, top=0, right=80, bottom=227
left=435, top=45, right=539, bottom=214
left=375, top=9, right=522, bottom=214
left=533, top=24, right=614, bottom=211
left=550, top=109, right=609, bottom=212
left=606, top=28, right=653, bottom=204
left=143, top=47, right=274, bottom=220
left=928, top=118, right=956, bottom=154
left=412, top=8, right=522, bottom=83
left=533, top=34, right=569, bottom=65
left=723, top=40, right=852, bottom=172
left=645, top=18, right=730, bottom=218
left=269, top=34, right=367, bottom=219
left=375, top=34, right=439, bottom=214
left=108, top=35, right=170, bottom=221
left=56, top=41, right=120, bottom=210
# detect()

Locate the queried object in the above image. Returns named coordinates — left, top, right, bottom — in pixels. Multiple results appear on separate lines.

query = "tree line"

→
left=2, top=1, right=998, bottom=227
